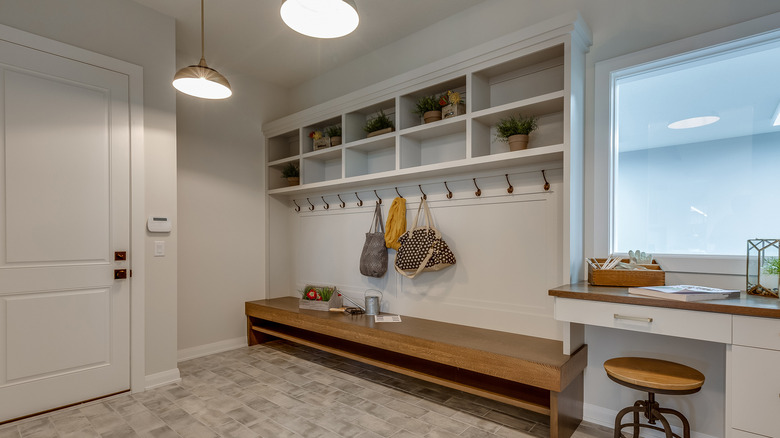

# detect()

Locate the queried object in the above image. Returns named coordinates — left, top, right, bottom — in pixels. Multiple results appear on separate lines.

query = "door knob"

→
left=114, top=269, right=127, bottom=280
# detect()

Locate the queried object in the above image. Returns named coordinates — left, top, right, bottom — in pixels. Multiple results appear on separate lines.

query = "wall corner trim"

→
left=144, top=368, right=181, bottom=391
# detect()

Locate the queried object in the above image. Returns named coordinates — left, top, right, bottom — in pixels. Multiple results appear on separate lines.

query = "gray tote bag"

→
left=360, top=203, right=388, bottom=277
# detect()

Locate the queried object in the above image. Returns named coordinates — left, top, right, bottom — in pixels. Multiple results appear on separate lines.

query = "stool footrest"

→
left=613, top=397, right=691, bottom=438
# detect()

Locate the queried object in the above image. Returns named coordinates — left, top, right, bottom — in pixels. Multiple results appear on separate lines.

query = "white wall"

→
left=176, top=68, right=288, bottom=358
left=282, top=1, right=780, bottom=436
left=0, top=0, right=178, bottom=378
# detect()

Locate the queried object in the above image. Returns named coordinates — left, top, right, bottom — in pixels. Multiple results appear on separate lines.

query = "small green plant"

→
left=413, top=95, right=441, bottom=116
left=281, top=162, right=299, bottom=178
left=325, top=125, right=341, bottom=137
left=763, top=257, right=780, bottom=275
left=300, top=285, right=336, bottom=301
left=495, top=115, right=538, bottom=141
left=363, top=110, right=394, bottom=134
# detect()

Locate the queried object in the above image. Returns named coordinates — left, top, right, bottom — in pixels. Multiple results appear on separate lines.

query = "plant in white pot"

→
left=413, top=95, right=442, bottom=124
left=281, top=162, right=299, bottom=186
left=495, top=115, right=538, bottom=151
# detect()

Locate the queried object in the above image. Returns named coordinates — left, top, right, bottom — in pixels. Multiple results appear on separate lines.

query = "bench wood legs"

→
left=551, top=372, right=584, bottom=438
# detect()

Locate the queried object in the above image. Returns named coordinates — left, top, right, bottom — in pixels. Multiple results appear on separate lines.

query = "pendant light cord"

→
left=200, top=0, right=205, bottom=60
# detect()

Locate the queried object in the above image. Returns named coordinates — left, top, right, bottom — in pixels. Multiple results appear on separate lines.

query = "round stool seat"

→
left=604, top=357, right=705, bottom=394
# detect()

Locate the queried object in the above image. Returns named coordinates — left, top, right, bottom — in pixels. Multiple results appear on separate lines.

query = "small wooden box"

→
left=299, top=286, right=342, bottom=311
left=587, top=258, right=665, bottom=287
left=442, top=103, right=465, bottom=119
left=313, top=137, right=330, bottom=150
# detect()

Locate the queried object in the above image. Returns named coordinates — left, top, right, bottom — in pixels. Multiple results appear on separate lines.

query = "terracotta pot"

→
left=508, top=134, right=529, bottom=151
left=423, top=110, right=442, bottom=124
left=366, top=127, right=393, bottom=138
left=330, top=136, right=342, bottom=146
left=287, top=177, right=299, bottom=186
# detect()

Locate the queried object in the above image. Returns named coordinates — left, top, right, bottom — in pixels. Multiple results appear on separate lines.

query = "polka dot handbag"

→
left=394, top=198, right=455, bottom=278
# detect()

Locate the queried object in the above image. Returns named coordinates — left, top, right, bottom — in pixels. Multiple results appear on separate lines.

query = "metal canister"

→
left=364, top=289, right=382, bottom=316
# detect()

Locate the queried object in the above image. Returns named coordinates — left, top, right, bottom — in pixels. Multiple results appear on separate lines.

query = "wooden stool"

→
left=604, top=357, right=705, bottom=438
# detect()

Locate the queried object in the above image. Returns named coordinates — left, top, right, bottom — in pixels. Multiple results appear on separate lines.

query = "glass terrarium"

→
left=747, top=239, right=780, bottom=298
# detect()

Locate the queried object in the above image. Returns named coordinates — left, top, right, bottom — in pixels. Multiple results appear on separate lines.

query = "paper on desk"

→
left=374, top=315, right=402, bottom=323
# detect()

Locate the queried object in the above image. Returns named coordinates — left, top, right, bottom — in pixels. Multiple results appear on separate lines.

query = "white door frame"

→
left=0, top=24, right=146, bottom=393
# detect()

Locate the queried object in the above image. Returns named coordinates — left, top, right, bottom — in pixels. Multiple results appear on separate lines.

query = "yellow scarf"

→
left=384, top=197, right=406, bottom=250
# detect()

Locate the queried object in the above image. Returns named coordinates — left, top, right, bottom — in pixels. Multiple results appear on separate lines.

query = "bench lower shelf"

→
left=246, top=297, right=586, bottom=438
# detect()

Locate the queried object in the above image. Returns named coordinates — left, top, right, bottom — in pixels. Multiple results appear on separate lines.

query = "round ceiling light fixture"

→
left=280, top=0, right=359, bottom=39
left=667, top=116, right=720, bottom=129
left=172, top=0, right=232, bottom=99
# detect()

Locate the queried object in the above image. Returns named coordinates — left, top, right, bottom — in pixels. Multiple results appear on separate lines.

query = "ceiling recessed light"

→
left=667, top=116, right=720, bottom=129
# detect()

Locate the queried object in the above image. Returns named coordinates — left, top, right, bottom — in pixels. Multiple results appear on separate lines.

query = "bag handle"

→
left=369, top=202, right=385, bottom=233
left=395, top=247, right=434, bottom=279
left=411, top=198, right=434, bottom=230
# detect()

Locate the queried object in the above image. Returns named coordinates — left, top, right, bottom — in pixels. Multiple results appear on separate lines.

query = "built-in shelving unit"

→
left=263, top=11, right=591, bottom=282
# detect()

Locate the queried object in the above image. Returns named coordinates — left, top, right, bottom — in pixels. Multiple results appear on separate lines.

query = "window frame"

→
left=592, top=13, right=780, bottom=276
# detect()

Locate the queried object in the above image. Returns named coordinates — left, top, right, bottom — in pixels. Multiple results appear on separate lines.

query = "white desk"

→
left=549, top=283, right=780, bottom=438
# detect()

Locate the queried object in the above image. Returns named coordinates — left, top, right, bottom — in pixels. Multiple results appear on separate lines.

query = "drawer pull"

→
left=614, top=314, right=653, bottom=323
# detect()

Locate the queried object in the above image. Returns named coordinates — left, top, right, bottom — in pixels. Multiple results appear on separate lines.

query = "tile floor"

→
left=0, top=340, right=614, bottom=438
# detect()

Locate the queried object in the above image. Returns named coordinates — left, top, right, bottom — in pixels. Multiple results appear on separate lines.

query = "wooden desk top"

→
left=548, top=283, right=780, bottom=319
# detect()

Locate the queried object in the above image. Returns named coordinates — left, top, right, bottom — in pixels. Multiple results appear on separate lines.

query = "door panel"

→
left=0, top=36, right=130, bottom=422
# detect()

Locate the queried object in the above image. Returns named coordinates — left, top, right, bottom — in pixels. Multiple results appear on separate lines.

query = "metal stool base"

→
left=614, top=392, right=691, bottom=438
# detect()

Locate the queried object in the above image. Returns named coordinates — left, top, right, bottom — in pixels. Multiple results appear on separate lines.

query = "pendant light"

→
left=280, top=0, right=359, bottom=39
left=172, top=0, right=232, bottom=99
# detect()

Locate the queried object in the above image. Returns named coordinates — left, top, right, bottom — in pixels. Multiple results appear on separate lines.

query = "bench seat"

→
left=245, top=297, right=587, bottom=438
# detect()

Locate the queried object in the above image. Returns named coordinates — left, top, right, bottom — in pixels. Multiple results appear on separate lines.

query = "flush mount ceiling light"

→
left=667, top=116, right=720, bottom=129
left=280, top=0, right=359, bottom=39
left=172, top=0, right=232, bottom=99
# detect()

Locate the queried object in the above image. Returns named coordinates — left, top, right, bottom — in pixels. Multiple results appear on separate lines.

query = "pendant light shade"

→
left=280, top=0, right=359, bottom=39
left=173, top=0, right=232, bottom=99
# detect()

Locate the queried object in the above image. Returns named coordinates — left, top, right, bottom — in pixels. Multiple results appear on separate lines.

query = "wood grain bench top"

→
left=246, top=297, right=586, bottom=392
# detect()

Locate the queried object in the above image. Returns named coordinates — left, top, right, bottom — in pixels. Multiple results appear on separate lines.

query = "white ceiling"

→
left=133, top=0, right=488, bottom=89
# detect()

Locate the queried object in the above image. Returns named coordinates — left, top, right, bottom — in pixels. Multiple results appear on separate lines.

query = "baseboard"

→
left=144, top=368, right=181, bottom=390
left=583, top=403, right=719, bottom=438
left=177, top=336, right=247, bottom=363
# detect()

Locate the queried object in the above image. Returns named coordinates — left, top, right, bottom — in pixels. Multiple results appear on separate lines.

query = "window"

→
left=594, top=17, right=780, bottom=272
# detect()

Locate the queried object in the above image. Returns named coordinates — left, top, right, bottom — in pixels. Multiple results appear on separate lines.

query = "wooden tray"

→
left=587, top=258, right=665, bottom=287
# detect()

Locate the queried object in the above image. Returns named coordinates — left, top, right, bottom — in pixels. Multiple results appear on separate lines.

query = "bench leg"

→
left=550, top=372, right=583, bottom=438
left=247, top=317, right=277, bottom=345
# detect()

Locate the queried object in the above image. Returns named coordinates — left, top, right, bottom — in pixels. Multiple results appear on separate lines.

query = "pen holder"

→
left=587, top=258, right=665, bottom=287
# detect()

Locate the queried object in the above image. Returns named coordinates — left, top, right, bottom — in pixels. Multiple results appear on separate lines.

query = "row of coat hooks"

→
left=292, top=170, right=551, bottom=212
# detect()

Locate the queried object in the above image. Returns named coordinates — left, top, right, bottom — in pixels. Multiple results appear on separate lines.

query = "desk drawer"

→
left=554, top=298, right=732, bottom=343
left=733, top=315, right=780, bottom=350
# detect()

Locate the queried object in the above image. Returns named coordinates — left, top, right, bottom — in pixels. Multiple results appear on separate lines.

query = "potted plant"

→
left=325, top=125, right=342, bottom=146
left=364, top=110, right=395, bottom=138
left=298, top=285, right=342, bottom=311
left=495, top=115, right=538, bottom=151
left=413, top=95, right=442, bottom=124
left=281, top=162, right=299, bottom=186
left=440, top=90, right=465, bottom=119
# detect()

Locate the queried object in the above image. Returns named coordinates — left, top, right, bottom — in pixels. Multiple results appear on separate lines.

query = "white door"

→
left=0, top=37, right=131, bottom=422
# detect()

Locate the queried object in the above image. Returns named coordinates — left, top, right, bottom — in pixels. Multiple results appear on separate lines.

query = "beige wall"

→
left=175, top=69, right=287, bottom=355
left=0, top=0, right=179, bottom=377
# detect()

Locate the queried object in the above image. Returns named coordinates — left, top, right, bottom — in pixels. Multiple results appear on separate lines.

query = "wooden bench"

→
left=245, top=297, right=587, bottom=438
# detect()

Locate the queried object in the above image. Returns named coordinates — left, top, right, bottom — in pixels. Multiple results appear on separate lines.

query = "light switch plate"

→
left=154, top=241, right=165, bottom=257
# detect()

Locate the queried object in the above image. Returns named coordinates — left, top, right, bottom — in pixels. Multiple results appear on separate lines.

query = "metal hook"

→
left=444, top=181, right=453, bottom=199
left=395, top=187, right=403, bottom=199
left=337, top=194, right=345, bottom=208
left=293, top=200, right=301, bottom=212
left=306, top=198, right=315, bottom=211
left=541, top=170, right=550, bottom=191
left=418, top=185, right=427, bottom=200
left=473, top=178, right=481, bottom=197
left=321, top=196, right=329, bottom=210
left=374, top=190, right=382, bottom=204
left=505, top=174, right=514, bottom=194
left=355, top=192, right=363, bottom=207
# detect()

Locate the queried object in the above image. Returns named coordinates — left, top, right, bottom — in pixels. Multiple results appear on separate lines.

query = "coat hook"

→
left=541, top=170, right=550, bottom=191
left=418, top=184, right=427, bottom=200
left=293, top=200, right=301, bottom=212
left=374, top=189, right=382, bottom=204
left=473, top=178, right=481, bottom=197
left=395, top=187, right=403, bottom=199
left=355, top=192, right=363, bottom=207
left=505, top=174, right=514, bottom=194
left=306, top=198, right=315, bottom=211
left=337, top=194, right=346, bottom=208
left=321, top=196, right=329, bottom=210
left=444, top=181, right=453, bottom=199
